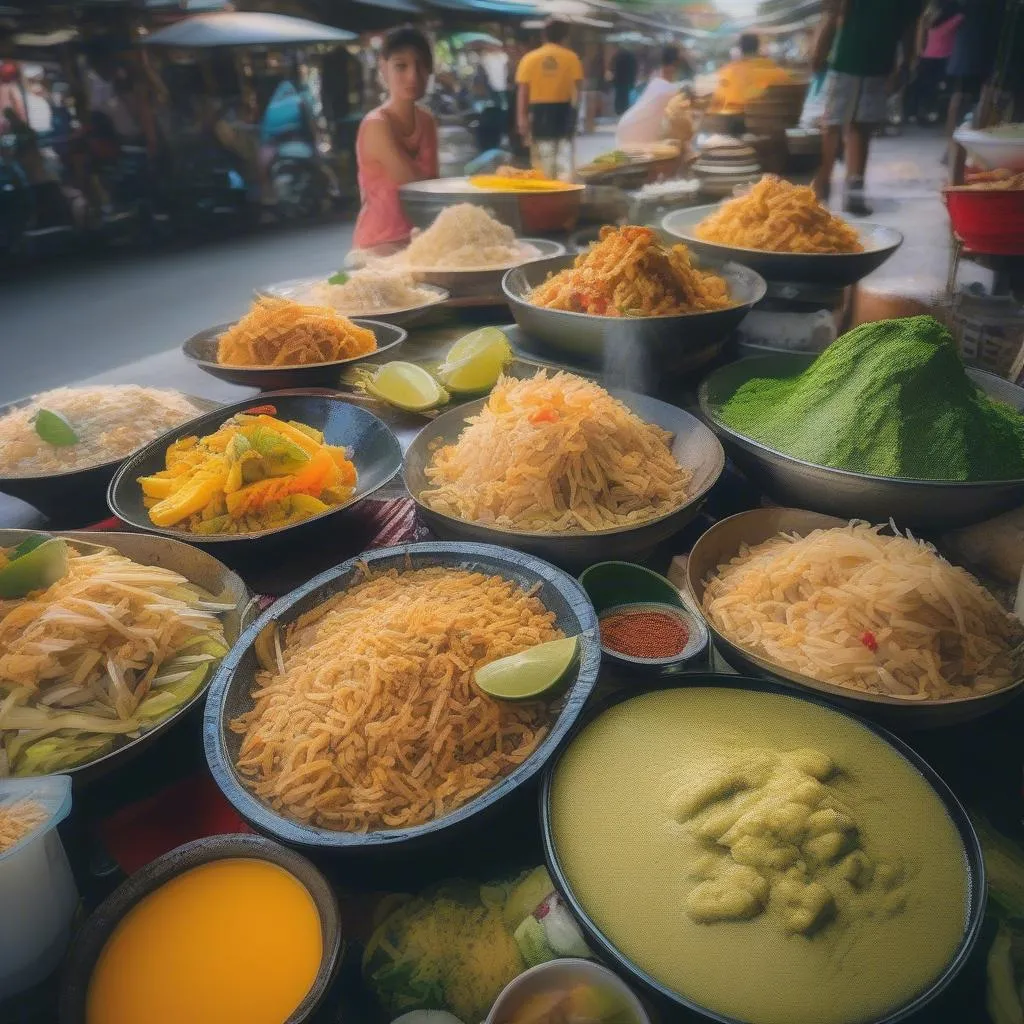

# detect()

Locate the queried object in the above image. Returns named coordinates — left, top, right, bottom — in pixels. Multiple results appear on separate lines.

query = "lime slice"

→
left=0, top=537, right=69, bottom=598
left=436, top=327, right=512, bottom=394
left=475, top=635, right=578, bottom=700
left=367, top=362, right=448, bottom=412
left=33, top=409, right=79, bottom=447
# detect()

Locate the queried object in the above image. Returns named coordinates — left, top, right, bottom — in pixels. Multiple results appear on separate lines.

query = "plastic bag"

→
left=616, top=79, right=680, bottom=147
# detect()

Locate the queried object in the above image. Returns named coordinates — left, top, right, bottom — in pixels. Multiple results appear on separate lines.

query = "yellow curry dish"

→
left=138, top=406, right=357, bottom=536
left=549, top=688, right=970, bottom=1024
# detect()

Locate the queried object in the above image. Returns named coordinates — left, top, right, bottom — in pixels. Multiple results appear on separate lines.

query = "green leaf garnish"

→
left=33, top=408, right=79, bottom=447
left=327, top=271, right=349, bottom=286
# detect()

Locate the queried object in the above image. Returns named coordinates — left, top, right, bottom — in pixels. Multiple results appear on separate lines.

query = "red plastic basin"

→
left=943, top=187, right=1024, bottom=255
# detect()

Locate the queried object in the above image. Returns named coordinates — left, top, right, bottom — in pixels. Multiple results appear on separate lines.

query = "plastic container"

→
left=953, top=125, right=1024, bottom=171
left=0, top=775, right=78, bottom=1000
left=943, top=187, right=1024, bottom=255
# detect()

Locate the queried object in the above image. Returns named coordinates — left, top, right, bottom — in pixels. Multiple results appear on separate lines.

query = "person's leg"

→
left=813, top=125, right=841, bottom=200
left=843, top=122, right=873, bottom=215
left=812, top=71, right=850, bottom=201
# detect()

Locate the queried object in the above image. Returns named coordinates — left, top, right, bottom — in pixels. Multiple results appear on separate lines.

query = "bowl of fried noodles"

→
left=662, top=176, right=903, bottom=286
left=183, top=297, right=407, bottom=390
left=502, top=226, right=766, bottom=382
left=685, top=507, right=1024, bottom=728
left=404, top=370, right=725, bottom=569
left=203, top=540, right=601, bottom=851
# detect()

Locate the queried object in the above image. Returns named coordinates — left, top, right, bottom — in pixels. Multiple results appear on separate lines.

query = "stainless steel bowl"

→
left=183, top=319, right=406, bottom=391
left=203, top=541, right=601, bottom=851
left=0, top=393, right=221, bottom=524
left=684, top=507, right=1024, bottom=728
left=0, top=529, right=253, bottom=783
left=662, top=204, right=903, bottom=286
left=699, top=353, right=1024, bottom=530
left=256, top=278, right=449, bottom=328
left=108, top=390, right=402, bottom=546
left=502, top=255, right=767, bottom=385
left=404, top=391, right=725, bottom=570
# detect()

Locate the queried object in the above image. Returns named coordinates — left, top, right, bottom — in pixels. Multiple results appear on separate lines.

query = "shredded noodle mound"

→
left=216, top=296, right=378, bottom=367
left=304, top=269, right=437, bottom=314
left=530, top=225, right=731, bottom=316
left=230, top=566, right=560, bottom=832
left=0, top=798, right=47, bottom=852
left=399, top=203, right=527, bottom=270
left=421, top=371, right=692, bottom=532
left=695, top=175, right=864, bottom=254
left=702, top=522, right=1024, bottom=700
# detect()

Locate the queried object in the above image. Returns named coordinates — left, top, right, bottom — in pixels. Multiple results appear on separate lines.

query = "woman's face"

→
left=381, top=46, right=430, bottom=102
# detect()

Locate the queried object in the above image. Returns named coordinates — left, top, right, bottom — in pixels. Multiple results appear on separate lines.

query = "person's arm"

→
left=359, top=115, right=424, bottom=185
left=516, top=82, right=530, bottom=141
left=891, top=4, right=923, bottom=90
left=811, top=0, right=842, bottom=72
left=422, top=112, right=439, bottom=179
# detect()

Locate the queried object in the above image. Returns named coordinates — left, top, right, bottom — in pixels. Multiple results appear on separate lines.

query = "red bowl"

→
left=943, top=187, right=1024, bottom=255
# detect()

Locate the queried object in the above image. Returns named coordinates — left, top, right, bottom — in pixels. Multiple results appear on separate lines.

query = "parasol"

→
left=450, top=31, right=503, bottom=47
left=141, top=12, right=355, bottom=48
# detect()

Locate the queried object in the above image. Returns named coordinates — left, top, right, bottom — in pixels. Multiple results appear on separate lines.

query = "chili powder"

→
left=599, top=606, right=690, bottom=660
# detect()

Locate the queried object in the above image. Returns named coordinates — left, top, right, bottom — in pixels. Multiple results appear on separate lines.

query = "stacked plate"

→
left=693, top=137, right=761, bottom=199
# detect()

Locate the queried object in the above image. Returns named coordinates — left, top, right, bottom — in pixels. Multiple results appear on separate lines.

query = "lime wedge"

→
left=367, top=362, right=448, bottom=412
left=33, top=409, right=79, bottom=447
left=475, top=635, right=578, bottom=700
left=0, top=537, right=69, bottom=598
left=437, top=327, right=512, bottom=394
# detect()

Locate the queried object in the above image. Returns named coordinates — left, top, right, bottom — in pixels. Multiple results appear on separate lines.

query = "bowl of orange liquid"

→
left=58, top=834, right=341, bottom=1024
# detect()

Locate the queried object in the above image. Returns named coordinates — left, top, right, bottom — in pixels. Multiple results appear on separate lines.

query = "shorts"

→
left=529, top=102, right=575, bottom=141
left=822, top=71, right=889, bottom=125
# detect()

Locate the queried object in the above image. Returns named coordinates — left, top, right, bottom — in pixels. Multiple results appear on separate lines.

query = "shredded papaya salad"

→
left=0, top=535, right=233, bottom=776
left=139, top=405, right=357, bottom=536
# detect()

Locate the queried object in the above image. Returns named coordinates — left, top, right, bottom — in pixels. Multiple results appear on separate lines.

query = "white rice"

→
left=0, top=386, right=203, bottom=477
left=303, top=269, right=437, bottom=314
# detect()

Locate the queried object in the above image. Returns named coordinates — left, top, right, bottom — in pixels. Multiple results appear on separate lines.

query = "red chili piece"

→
left=860, top=631, right=879, bottom=653
left=242, top=404, right=278, bottom=416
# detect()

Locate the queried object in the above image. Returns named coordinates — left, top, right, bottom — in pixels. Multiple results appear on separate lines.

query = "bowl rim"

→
left=183, top=318, right=408, bottom=372
left=203, top=540, right=602, bottom=848
left=662, top=204, right=905, bottom=260
left=698, top=353, right=1024, bottom=489
left=0, top=392, right=222, bottom=484
left=684, top=507, right=1024, bottom=708
left=540, top=676, right=988, bottom=1024
left=106, top=390, right=402, bottom=544
left=254, top=278, right=451, bottom=317
left=56, top=833, right=342, bottom=1024
left=501, top=255, right=768, bottom=323
left=404, top=391, right=726, bottom=541
left=0, top=528, right=253, bottom=779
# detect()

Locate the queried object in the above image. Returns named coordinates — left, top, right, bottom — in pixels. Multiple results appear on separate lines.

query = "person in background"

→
left=708, top=33, right=790, bottom=121
left=516, top=19, right=583, bottom=180
left=904, top=0, right=961, bottom=122
left=610, top=46, right=638, bottom=115
left=811, top=0, right=922, bottom=215
left=353, top=27, right=438, bottom=251
left=0, top=62, right=27, bottom=134
left=615, top=46, right=686, bottom=148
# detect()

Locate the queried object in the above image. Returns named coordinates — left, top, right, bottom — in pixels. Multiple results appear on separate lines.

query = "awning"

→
left=352, top=0, right=422, bottom=13
left=141, top=12, right=356, bottom=48
left=424, top=0, right=540, bottom=17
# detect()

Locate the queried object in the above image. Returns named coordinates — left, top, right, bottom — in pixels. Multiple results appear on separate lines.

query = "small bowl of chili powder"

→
left=580, top=562, right=709, bottom=676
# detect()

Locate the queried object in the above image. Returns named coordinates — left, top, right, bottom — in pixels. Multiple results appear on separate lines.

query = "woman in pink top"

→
left=353, top=28, right=439, bottom=251
left=905, top=2, right=963, bottom=123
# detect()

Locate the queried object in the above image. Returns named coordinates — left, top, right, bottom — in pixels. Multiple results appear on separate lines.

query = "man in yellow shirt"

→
left=515, top=20, right=583, bottom=179
left=709, top=33, right=791, bottom=118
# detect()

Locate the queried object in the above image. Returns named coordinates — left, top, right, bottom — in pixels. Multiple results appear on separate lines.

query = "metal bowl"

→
left=699, top=353, right=1024, bottom=529
left=257, top=278, right=450, bottom=328
left=502, top=255, right=766, bottom=383
left=108, top=391, right=402, bottom=546
left=0, top=529, right=252, bottom=783
left=541, top=677, right=987, bottom=1024
left=662, top=204, right=903, bottom=286
left=399, top=177, right=585, bottom=235
left=0, top=393, right=220, bottom=524
left=685, top=508, right=1024, bottom=728
left=58, top=835, right=342, bottom=1024
left=182, top=319, right=406, bottom=391
left=203, top=541, right=601, bottom=850
left=404, top=392, right=725, bottom=571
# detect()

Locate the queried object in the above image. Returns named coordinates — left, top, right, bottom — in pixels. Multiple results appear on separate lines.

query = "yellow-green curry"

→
left=550, top=688, right=969, bottom=1024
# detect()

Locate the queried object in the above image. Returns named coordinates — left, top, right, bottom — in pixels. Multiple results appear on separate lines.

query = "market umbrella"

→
left=450, top=31, right=503, bottom=47
left=141, top=12, right=356, bottom=48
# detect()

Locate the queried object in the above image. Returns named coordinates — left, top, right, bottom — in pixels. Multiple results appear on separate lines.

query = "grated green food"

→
left=718, top=315, right=1024, bottom=481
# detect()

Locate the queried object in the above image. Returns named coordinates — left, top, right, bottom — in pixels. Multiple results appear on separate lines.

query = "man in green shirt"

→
left=811, top=0, right=923, bottom=214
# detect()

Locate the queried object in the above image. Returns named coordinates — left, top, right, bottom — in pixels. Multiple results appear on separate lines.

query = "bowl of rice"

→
left=354, top=203, right=566, bottom=303
left=0, top=387, right=217, bottom=523
left=685, top=507, right=1024, bottom=727
left=502, top=226, right=766, bottom=383
left=404, top=370, right=725, bottom=569
left=183, top=300, right=407, bottom=391
left=259, top=269, right=449, bottom=327
left=203, top=540, right=601, bottom=851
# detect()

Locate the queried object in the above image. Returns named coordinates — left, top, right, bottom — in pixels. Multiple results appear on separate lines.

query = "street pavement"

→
left=0, top=127, right=952, bottom=405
